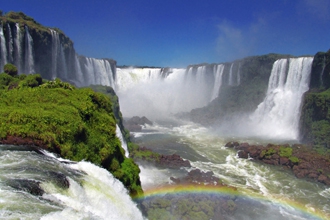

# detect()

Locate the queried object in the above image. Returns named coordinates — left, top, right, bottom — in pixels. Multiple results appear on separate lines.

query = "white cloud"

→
left=216, top=18, right=267, bottom=62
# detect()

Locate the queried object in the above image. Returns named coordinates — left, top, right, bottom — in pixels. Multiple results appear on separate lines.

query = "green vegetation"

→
left=0, top=67, right=142, bottom=196
left=300, top=88, right=330, bottom=154
left=289, top=156, right=299, bottom=164
left=260, top=148, right=276, bottom=158
left=279, top=146, right=293, bottom=158
left=4, top=63, right=18, bottom=77
left=1, top=11, right=64, bottom=34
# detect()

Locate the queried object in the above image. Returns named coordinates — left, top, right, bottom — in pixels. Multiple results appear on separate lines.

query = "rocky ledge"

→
left=225, top=142, right=330, bottom=185
left=124, top=116, right=153, bottom=132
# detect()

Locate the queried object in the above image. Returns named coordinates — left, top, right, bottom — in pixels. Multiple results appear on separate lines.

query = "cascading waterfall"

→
left=116, top=64, right=244, bottom=118
left=116, top=124, right=129, bottom=157
left=6, top=23, right=14, bottom=63
left=251, top=57, right=313, bottom=140
left=320, top=55, right=326, bottom=87
left=228, top=63, right=234, bottom=86
left=82, top=57, right=116, bottom=88
left=74, top=54, right=84, bottom=86
left=237, top=62, right=241, bottom=85
left=14, top=23, right=22, bottom=73
left=0, top=23, right=8, bottom=70
left=210, top=64, right=224, bottom=101
left=50, top=29, right=68, bottom=80
left=0, top=145, right=144, bottom=219
left=24, top=26, right=35, bottom=74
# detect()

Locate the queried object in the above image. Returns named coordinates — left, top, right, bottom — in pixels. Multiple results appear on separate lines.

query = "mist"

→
left=116, top=67, right=216, bottom=121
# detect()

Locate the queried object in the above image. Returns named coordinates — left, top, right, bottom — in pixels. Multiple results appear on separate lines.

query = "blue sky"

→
left=2, top=0, right=330, bottom=67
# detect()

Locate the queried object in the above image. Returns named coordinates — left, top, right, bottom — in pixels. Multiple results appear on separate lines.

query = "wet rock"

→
left=170, top=169, right=223, bottom=186
left=124, top=116, right=153, bottom=132
left=238, top=150, right=248, bottom=159
left=47, top=171, right=70, bottom=189
left=8, top=179, right=44, bottom=196
left=225, top=142, right=239, bottom=148
left=226, top=141, right=330, bottom=186
left=159, top=154, right=191, bottom=169
left=279, top=157, right=289, bottom=165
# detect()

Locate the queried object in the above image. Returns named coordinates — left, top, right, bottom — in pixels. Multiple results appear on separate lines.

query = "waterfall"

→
left=237, top=63, right=241, bottom=86
left=116, top=124, right=129, bottom=157
left=320, top=55, right=326, bottom=87
left=115, top=67, right=163, bottom=91
left=14, top=23, right=22, bottom=73
left=0, top=146, right=144, bottom=219
left=50, top=29, right=68, bottom=80
left=79, top=57, right=115, bottom=87
left=228, top=63, right=234, bottom=86
left=74, top=54, right=84, bottom=86
left=210, top=64, right=225, bottom=101
left=24, top=26, right=35, bottom=74
left=6, top=23, right=14, bottom=63
left=251, top=57, right=313, bottom=140
left=0, top=23, right=8, bottom=71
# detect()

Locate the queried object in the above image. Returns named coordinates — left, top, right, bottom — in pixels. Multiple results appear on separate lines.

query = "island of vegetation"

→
left=0, top=63, right=142, bottom=196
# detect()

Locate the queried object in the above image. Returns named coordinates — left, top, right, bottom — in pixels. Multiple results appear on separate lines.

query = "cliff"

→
left=299, top=49, right=330, bottom=153
left=188, top=53, right=292, bottom=125
left=0, top=11, right=116, bottom=87
left=0, top=70, right=142, bottom=196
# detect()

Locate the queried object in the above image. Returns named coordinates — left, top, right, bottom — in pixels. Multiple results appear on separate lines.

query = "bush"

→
left=279, top=147, right=293, bottom=158
left=4, top=63, right=18, bottom=76
left=0, top=76, right=142, bottom=196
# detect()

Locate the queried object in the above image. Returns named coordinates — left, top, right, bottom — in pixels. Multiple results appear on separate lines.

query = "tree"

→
left=4, top=63, right=18, bottom=76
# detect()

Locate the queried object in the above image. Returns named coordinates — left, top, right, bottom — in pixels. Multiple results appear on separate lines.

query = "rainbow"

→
left=134, top=184, right=329, bottom=220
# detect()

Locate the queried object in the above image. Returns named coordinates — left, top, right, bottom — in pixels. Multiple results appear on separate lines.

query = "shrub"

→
left=4, top=63, right=18, bottom=76
left=279, top=147, right=293, bottom=158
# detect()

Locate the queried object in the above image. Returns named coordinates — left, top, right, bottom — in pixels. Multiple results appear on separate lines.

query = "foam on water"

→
left=0, top=146, right=145, bottom=220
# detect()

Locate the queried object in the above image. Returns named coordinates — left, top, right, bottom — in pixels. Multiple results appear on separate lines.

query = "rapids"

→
left=135, top=121, right=330, bottom=220
left=0, top=145, right=144, bottom=220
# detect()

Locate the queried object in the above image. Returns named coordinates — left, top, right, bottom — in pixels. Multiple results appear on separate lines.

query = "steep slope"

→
left=0, top=71, right=142, bottom=196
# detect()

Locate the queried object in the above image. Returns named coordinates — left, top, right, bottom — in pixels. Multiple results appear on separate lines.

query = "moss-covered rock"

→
left=309, top=49, right=330, bottom=90
left=0, top=72, right=142, bottom=196
left=299, top=88, right=330, bottom=154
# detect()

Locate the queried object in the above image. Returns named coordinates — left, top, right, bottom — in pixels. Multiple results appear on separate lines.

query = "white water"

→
left=0, top=24, right=8, bottom=70
left=210, top=64, right=225, bottom=101
left=50, top=29, right=68, bottom=80
left=24, top=26, right=35, bottom=74
left=0, top=145, right=144, bottom=220
left=251, top=57, right=313, bottom=140
left=81, top=57, right=116, bottom=88
left=14, top=23, right=22, bottom=73
left=136, top=122, right=330, bottom=219
left=6, top=23, right=14, bottom=63
left=116, top=124, right=129, bottom=157
left=116, top=66, right=231, bottom=119
left=228, top=63, right=234, bottom=86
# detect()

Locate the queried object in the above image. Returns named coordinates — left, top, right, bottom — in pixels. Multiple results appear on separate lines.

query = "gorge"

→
left=0, top=11, right=330, bottom=220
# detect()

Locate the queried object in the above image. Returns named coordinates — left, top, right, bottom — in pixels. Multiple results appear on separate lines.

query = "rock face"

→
left=299, top=49, right=330, bottom=152
left=124, top=116, right=153, bottom=132
left=189, top=54, right=292, bottom=125
left=170, top=169, right=222, bottom=186
left=226, top=142, right=330, bottom=185
left=158, top=154, right=191, bottom=169
left=0, top=12, right=116, bottom=87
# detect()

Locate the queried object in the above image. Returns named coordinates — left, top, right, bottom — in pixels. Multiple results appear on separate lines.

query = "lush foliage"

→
left=0, top=72, right=142, bottom=195
left=4, top=63, right=18, bottom=76
left=300, top=89, right=330, bottom=154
